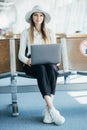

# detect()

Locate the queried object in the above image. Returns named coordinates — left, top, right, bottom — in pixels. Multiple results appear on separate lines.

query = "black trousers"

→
left=23, top=64, right=58, bottom=98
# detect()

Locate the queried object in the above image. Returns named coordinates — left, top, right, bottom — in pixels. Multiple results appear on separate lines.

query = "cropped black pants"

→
left=23, top=64, right=58, bottom=98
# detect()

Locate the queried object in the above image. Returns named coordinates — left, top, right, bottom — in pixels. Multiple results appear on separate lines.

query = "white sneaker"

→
left=43, top=106, right=53, bottom=124
left=49, top=108, right=65, bottom=125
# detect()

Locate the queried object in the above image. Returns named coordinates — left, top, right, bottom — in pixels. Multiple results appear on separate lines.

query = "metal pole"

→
left=61, top=38, right=69, bottom=72
left=61, top=38, right=70, bottom=83
left=9, top=38, right=19, bottom=116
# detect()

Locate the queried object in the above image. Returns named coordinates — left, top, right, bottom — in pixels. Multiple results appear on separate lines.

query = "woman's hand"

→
left=27, top=58, right=31, bottom=66
left=57, top=63, right=60, bottom=66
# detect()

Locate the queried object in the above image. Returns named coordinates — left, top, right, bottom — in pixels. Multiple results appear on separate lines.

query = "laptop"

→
left=31, top=44, right=61, bottom=65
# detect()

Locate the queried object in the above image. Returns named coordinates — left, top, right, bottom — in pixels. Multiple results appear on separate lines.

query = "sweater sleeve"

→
left=18, top=30, right=29, bottom=64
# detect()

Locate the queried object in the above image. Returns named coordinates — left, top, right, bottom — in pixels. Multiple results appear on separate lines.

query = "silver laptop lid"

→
left=31, top=44, right=61, bottom=65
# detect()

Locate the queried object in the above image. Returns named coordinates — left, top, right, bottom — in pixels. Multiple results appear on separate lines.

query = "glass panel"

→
left=0, top=1, right=17, bottom=37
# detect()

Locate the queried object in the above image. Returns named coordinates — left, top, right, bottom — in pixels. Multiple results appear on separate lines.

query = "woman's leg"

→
left=23, top=64, right=51, bottom=97
left=44, top=95, right=54, bottom=109
left=42, top=64, right=58, bottom=109
left=23, top=64, right=56, bottom=108
left=45, top=64, right=58, bottom=96
left=23, top=64, right=65, bottom=125
left=43, top=64, right=65, bottom=125
left=30, top=65, right=51, bottom=97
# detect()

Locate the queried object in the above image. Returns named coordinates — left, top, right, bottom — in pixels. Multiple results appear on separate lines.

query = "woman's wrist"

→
left=27, top=58, right=31, bottom=66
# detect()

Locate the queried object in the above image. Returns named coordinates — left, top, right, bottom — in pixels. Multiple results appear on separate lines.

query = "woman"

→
left=18, top=5, right=65, bottom=125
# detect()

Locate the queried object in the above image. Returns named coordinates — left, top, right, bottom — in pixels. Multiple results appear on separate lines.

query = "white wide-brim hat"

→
left=25, top=5, right=51, bottom=23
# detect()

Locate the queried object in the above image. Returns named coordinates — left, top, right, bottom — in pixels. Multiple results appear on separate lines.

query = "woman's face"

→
left=32, top=12, right=44, bottom=26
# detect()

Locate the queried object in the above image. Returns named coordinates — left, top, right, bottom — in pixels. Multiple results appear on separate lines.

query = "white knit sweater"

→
left=18, top=28, right=56, bottom=64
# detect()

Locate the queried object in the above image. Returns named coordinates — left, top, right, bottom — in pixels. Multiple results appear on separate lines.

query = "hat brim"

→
left=25, top=9, right=51, bottom=23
